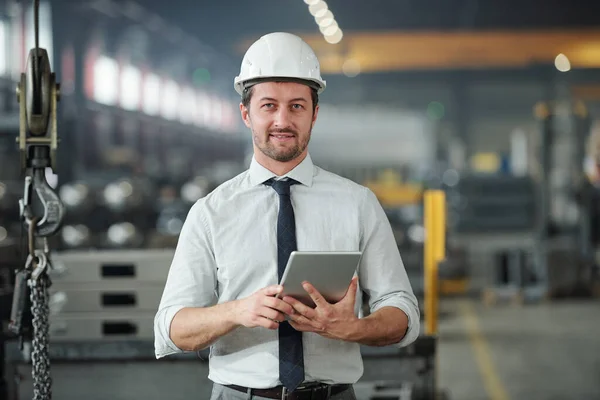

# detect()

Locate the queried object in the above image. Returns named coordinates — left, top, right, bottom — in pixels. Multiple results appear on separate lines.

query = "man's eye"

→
left=292, top=104, right=304, bottom=109
left=263, top=103, right=274, bottom=108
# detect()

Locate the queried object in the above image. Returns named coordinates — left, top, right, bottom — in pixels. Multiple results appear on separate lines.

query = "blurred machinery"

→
left=0, top=1, right=246, bottom=396
left=446, top=172, right=539, bottom=304
left=537, top=100, right=600, bottom=298
left=1, top=0, right=246, bottom=246
left=445, top=98, right=600, bottom=304
left=364, top=168, right=469, bottom=297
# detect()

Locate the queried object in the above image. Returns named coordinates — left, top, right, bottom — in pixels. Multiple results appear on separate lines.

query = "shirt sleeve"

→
left=154, top=200, right=218, bottom=358
left=358, top=187, right=421, bottom=348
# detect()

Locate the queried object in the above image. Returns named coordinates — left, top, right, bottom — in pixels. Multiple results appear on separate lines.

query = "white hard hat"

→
left=234, top=32, right=326, bottom=96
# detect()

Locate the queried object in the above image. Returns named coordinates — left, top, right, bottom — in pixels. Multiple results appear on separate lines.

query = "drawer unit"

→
left=50, top=312, right=155, bottom=341
left=49, top=249, right=175, bottom=284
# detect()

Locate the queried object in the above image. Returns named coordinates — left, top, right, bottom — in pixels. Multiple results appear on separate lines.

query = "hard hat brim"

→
left=234, top=76, right=326, bottom=96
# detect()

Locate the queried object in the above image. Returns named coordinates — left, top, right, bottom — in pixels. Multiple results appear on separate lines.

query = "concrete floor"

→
left=12, top=298, right=600, bottom=400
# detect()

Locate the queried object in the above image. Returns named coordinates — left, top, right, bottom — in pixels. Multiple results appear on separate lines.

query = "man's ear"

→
left=311, top=104, right=319, bottom=128
left=240, top=102, right=251, bottom=128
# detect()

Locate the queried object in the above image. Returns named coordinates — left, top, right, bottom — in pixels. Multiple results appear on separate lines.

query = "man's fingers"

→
left=263, top=296, right=295, bottom=316
left=342, top=276, right=359, bottom=303
left=259, top=307, right=285, bottom=322
left=288, top=320, right=310, bottom=332
left=302, top=281, right=328, bottom=308
left=257, top=317, right=280, bottom=330
left=288, top=312, right=313, bottom=326
left=282, top=296, right=317, bottom=319
left=261, top=285, right=284, bottom=297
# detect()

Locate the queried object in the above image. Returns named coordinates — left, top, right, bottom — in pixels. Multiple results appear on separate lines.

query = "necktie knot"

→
left=265, top=178, right=298, bottom=196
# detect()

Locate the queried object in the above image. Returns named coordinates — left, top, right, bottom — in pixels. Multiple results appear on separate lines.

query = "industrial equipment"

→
left=447, top=172, right=540, bottom=304
left=5, top=1, right=65, bottom=399
left=0, top=1, right=243, bottom=398
left=447, top=98, right=600, bottom=305
left=365, top=169, right=469, bottom=297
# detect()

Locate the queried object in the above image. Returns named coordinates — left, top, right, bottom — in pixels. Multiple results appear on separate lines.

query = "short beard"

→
left=253, top=127, right=311, bottom=163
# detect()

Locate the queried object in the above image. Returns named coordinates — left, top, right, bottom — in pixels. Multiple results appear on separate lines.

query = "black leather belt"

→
left=225, top=383, right=351, bottom=399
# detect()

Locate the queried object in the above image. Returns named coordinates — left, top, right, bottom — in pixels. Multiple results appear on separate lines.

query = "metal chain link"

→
left=27, top=218, right=52, bottom=400
left=29, top=272, right=52, bottom=400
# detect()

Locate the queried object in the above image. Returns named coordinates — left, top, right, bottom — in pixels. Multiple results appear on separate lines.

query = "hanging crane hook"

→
left=15, top=0, right=63, bottom=237
left=10, top=1, right=64, bottom=398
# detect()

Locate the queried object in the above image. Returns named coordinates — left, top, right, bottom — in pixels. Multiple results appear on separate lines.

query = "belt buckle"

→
left=280, top=383, right=332, bottom=400
left=312, top=384, right=332, bottom=400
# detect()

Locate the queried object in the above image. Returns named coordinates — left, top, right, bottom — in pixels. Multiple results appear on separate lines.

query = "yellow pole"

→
left=424, top=191, right=435, bottom=336
left=432, top=191, right=446, bottom=335
left=424, top=190, right=446, bottom=336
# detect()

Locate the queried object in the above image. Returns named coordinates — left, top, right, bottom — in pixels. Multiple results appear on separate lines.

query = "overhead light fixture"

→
left=305, top=0, right=343, bottom=44
left=342, top=59, right=360, bottom=77
left=316, top=11, right=334, bottom=27
left=555, top=53, right=571, bottom=72
left=314, top=8, right=329, bottom=18
left=321, top=23, right=339, bottom=36
left=324, top=29, right=343, bottom=44
left=308, top=1, right=327, bottom=16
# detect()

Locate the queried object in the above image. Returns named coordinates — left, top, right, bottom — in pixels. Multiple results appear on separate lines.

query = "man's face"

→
left=240, top=81, right=318, bottom=163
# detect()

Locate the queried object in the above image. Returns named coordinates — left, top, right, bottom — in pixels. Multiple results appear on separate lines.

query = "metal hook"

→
left=25, top=249, right=48, bottom=281
left=19, top=168, right=65, bottom=238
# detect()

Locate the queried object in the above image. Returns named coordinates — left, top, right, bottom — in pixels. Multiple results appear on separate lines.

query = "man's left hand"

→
left=281, top=276, right=359, bottom=341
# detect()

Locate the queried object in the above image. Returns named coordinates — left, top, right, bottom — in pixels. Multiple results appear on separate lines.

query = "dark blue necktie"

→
left=265, top=178, right=305, bottom=392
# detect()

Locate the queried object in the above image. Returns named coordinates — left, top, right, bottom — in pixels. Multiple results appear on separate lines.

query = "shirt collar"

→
left=249, top=153, right=314, bottom=187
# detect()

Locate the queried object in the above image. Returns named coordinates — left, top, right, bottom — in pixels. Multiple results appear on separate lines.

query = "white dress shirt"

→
left=154, top=153, right=420, bottom=388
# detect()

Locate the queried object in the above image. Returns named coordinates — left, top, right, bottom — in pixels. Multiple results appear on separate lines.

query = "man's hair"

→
left=241, top=82, right=319, bottom=113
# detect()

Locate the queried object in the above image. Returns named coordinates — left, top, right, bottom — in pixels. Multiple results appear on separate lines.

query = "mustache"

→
left=268, top=128, right=297, bottom=136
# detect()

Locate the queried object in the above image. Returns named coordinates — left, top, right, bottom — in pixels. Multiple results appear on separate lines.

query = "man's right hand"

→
left=234, top=285, right=295, bottom=329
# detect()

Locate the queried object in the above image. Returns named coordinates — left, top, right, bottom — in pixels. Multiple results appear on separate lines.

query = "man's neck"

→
left=255, top=152, right=307, bottom=177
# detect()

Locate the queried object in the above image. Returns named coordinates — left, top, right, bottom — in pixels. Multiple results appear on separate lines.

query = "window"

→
left=160, top=79, right=179, bottom=120
left=178, top=86, right=197, bottom=125
left=142, top=73, right=161, bottom=116
left=93, top=56, right=119, bottom=106
left=0, top=21, right=6, bottom=77
left=120, top=65, right=141, bottom=111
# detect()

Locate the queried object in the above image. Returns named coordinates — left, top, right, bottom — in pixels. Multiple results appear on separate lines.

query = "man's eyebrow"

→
left=259, top=97, right=308, bottom=103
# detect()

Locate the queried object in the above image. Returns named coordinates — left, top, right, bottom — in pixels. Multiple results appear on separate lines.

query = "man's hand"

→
left=282, top=276, right=359, bottom=341
left=234, top=285, right=296, bottom=330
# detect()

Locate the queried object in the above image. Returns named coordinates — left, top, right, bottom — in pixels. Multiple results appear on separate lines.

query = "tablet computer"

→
left=278, top=251, right=363, bottom=308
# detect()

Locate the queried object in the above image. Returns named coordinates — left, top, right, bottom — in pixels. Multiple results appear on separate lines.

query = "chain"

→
left=11, top=0, right=64, bottom=397
left=27, top=219, right=52, bottom=400
left=29, top=273, right=52, bottom=399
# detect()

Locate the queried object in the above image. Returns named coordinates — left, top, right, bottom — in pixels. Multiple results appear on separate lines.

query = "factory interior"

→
left=1, top=0, right=600, bottom=399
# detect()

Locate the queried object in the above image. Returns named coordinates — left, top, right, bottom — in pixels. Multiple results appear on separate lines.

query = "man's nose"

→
left=273, top=107, right=292, bottom=127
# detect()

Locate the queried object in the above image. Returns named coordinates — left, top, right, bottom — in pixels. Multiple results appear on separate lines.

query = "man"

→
left=154, top=32, right=420, bottom=400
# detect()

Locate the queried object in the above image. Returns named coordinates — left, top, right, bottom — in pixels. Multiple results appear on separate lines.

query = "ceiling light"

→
left=342, top=59, right=361, bottom=77
left=316, top=10, right=334, bottom=26
left=324, top=29, right=343, bottom=44
left=305, top=0, right=343, bottom=44
left=314, top=8, right=329, bottom=18
left=322, top=23, right=339, bottom=37
left=555, top=53, right=571, bottom=72
left=319, top=20, right=337, bottom=34
left=309, top=1, right=327, bottom=16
